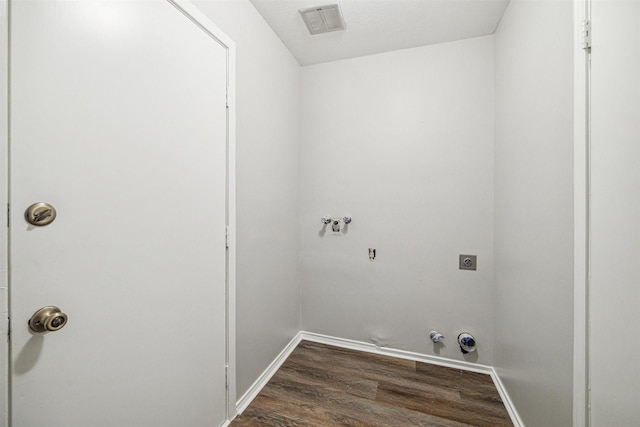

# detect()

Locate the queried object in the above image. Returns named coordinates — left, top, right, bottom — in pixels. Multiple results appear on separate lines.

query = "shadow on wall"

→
left=14, top=335, right=44, bottom=374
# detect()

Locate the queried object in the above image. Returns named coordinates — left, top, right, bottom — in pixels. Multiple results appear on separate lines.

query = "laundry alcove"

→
left=2, top=0, right=637, bottom=426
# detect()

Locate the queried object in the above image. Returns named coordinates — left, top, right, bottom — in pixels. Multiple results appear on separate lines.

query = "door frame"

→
left=1, top=0, right=9, bottom=425
left=0, top=1, right=237, bottom=425
left=573, top=0, right=589, bottom=425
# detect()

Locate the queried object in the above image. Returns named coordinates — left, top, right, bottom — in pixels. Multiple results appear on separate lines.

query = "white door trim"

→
left=167, top=1, right=237, bottom=420
left=573, top=0, right=590, bottom=425
left=0, top=0, right=9, bottom=425
left=0, top=1, right=236, bottom=425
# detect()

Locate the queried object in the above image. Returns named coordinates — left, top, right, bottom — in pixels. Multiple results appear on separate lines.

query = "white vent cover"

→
left=299, top=4, right=346, bottom=35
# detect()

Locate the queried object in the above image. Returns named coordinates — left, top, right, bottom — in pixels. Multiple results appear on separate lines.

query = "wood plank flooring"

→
left=231, top=341, right=513, bottom=427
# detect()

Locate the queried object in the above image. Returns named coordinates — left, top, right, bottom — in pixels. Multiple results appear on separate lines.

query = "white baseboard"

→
left=234, top=330, right=523, bottom=427
left=299, top=331, right=493, bottom=374
left=490, top=367, right=525, bottom=427
left=235, top=332, right=303, bottom=415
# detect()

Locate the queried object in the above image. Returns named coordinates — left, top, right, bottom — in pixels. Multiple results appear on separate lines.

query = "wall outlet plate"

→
left=459, top=254, right=477, bottom=271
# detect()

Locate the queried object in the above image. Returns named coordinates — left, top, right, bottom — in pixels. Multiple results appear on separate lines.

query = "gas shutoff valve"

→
left=430, top=331, right=445, bottom=343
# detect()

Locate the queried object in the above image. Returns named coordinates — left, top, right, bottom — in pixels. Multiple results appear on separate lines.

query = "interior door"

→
left=9, top=1, right=229, bottom=426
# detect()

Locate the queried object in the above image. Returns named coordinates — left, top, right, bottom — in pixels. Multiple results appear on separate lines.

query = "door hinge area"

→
left=225, top=364, right=229, bottom=390
left=6, top=203, right=9, bottom=228
left=225, top=226, right=229, bottom=249
left=582, top=20, right=592, bottom=51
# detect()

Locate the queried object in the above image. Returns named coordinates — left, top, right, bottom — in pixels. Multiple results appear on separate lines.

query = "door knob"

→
left=28, top=306, right=68, bottom=333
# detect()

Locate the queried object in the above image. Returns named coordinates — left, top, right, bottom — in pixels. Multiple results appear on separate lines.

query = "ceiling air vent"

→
left=299, top=4, right=346, bottom=35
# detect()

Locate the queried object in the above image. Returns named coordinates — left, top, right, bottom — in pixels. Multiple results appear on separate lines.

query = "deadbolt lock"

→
left=29, top=306, right=68, bottom=333
left=25, top=202, right=57, bottom=226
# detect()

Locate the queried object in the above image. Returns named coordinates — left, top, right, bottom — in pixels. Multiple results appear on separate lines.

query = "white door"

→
left=9, top=1, right=229, bottom=426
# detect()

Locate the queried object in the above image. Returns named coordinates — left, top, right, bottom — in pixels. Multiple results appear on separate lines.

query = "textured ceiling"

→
left=249, top=0, right=510, bottom=66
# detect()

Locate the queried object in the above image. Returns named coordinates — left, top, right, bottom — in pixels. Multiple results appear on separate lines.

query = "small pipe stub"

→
left=458, top=332, right=476, bottom=354
left=430, top=331, right=444, bottom=343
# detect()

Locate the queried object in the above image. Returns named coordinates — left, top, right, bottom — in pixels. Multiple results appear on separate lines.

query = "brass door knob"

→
left=29, top=306, right=68, bottom=333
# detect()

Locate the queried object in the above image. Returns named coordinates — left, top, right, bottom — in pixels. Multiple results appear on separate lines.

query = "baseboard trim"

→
left=490, top=367, right=525, bottom=427
left=235, top=332, right=303, bottom=415
left=234, top=330, right=523, bottom=427
left=300, top=331, right=494, bottom=374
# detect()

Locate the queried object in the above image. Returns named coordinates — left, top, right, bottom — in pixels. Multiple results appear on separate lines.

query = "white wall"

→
left=299, top=36, right=496, bottom=364
left=589, top=1, right=640, bottom=424
left=192, top=0, right=301, bottom=400
left=493, top=1, right=574, bottom=426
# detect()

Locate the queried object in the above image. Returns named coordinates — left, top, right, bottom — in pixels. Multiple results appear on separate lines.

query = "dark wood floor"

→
left=231, top=340, right=513, bottom=427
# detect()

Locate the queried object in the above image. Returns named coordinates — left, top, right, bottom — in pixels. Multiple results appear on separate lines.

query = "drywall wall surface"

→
left=493, top=0, right=574, bottom=425
left=589, top=1, right=640, bottom=424
left=193, top=0, right=301, bottom=400
left=300, top=36, right=495, bottom=364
